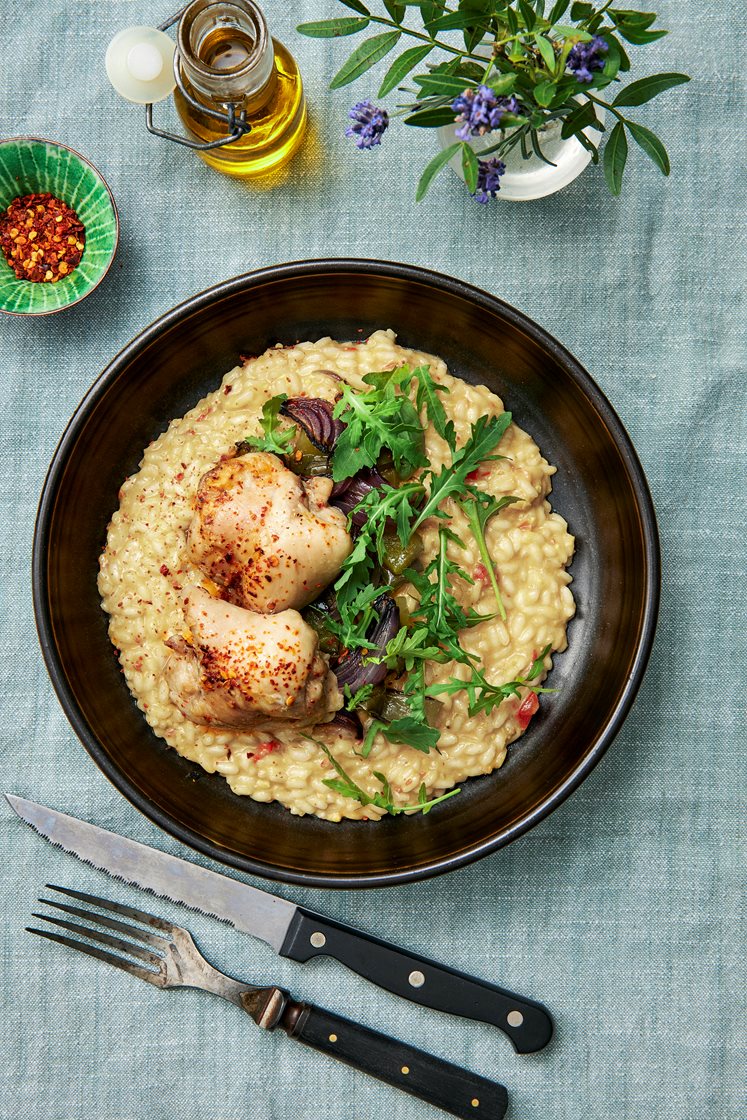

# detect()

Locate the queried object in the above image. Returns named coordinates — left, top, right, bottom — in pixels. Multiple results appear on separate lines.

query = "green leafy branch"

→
left=298, top=1, right=690, bottom=198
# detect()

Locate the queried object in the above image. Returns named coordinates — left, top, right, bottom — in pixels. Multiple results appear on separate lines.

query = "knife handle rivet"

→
left=408, top=970, right=425, bottom=988
left=310, top=931, right=326, bottom=948
left=507, top=1010, right=524, bottom=1027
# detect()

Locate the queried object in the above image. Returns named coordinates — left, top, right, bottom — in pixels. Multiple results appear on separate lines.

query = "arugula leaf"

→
left=405, top=528, right=488, bottom=661
left=333, top=518, right=377, bottom=596
left=363, top=715, right=440, bottom=756
left=426, top=648, right=556, bottom=718
left=330, top=583, right=383, bottom=651
left=372, top=769, right=394, bottom=804
left=352, top=481, right=424, bottom=559
left=412, top=411, right=512, bottom=531
left=402, top=659, right=427, bottom=722
left=310, top=737, right=459, bottom=815
left=411, top=364, right=456, bottom=450
left=332, top=481, right=423, bottom=655
left=378, top=625, right=445, bottom=670
left=332, top=366, right=427, bottom=481
left=343, top=682, right=375, bottom=710
left=458, top=490, right=521, bottom=620
left=403, top=787, right=461, bottom=815
left=240, top=394, right=295, bottom=456
left=527, top=643, right=552, bottom=680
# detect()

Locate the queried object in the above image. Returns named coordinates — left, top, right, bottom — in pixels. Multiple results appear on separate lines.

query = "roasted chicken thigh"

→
left=187, top=451, right=351, bottom=613
left=164, top=586, right=340, bottom=730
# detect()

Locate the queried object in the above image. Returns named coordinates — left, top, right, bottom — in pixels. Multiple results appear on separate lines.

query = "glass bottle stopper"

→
left=105, top=26, right=176, bottom=104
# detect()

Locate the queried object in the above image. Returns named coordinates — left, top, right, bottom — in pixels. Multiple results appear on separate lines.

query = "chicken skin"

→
left=164, top=586, right=340, bottom=730
left=187, top=452, right=352, bottom=614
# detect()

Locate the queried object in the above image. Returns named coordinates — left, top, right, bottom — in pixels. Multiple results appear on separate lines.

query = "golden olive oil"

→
left=174, top=32, right=306, bottom=179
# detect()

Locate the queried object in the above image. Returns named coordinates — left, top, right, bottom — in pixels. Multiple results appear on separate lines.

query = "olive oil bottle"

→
left=173, top=0, right=306, bottom=178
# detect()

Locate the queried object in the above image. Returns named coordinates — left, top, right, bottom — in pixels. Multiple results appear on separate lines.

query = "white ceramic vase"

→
left=437, top=100, right=605, bottom=201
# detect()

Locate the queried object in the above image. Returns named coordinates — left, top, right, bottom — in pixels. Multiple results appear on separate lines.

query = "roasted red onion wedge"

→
left=280, top=397, right=345, bottom=452
left=327, top=709, right=364, bottom=739
left=332, top=594, right=400, bottom=693
left=330, top=467, right=389, bottom=526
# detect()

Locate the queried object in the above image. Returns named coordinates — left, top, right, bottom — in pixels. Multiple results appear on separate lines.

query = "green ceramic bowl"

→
left=0, top=137, right=118, bottom=316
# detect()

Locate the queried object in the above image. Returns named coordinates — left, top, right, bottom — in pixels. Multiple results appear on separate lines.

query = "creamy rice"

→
left=98, top=330, right=575, bottom=821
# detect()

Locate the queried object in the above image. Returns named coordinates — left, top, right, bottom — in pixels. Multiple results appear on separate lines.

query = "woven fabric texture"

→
left=0, top=2, right=744, bottom=1118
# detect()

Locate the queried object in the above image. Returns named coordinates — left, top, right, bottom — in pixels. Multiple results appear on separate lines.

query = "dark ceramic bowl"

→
left=33, top=260, right=659, bottom=888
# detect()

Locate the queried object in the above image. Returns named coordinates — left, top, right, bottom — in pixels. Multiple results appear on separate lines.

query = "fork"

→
left=28, top=886, right=508, bottom=1119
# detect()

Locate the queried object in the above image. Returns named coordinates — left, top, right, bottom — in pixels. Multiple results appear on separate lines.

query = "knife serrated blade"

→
left=7, top=794, right=553, bottom=1053
left=7, top=794, right=293, bottom=949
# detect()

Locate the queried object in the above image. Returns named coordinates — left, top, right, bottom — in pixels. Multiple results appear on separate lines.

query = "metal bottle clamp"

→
left=145, top=5, right=250, bottom=151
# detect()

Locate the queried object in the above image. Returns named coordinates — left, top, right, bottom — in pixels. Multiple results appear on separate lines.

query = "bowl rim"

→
left=0, top=135, right=120, bottom=318
left=32, top=258, right=661, bottom=887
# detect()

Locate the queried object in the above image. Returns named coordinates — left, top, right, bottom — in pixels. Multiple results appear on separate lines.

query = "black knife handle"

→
left=280, top=999, right=508, bottom=1120
left=280, top=909, right=552, bottom=1053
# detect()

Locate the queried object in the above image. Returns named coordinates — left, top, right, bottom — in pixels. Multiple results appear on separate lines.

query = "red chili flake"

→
left=466, top=467, right=490, bottom=482
left=516, top=693, right=539, bottom=729
left=0, top=192, right=85, bottom=282
left=473, top=562, right=491, bottom=583
left=159, top=564, right=170, bottom=576
left=224, top=385, right=233, bottom=395
left=247, top=739, right=282, bottom=762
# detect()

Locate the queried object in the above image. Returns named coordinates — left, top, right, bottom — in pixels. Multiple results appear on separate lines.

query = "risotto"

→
left=98, top=329, right=575, bottom=821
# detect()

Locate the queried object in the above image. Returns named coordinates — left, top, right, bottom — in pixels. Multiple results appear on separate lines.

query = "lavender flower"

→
left=451, top=86, right=520, bottom=140
left=345, top=100, right=389, bottom=150
left=472, top=157, right=506, bottom=204
left=567, top=36, right=609, bottom=83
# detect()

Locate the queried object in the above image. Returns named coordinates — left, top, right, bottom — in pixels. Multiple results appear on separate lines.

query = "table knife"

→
left=6, top=794, right=553, bottom=1053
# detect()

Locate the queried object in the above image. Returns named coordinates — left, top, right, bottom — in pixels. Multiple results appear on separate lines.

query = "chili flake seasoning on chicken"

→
left=188, top=451, right=352, bottom=614
left=164, top=585, right=340, bottom=730
left=0, top=192, right=85, bottom=282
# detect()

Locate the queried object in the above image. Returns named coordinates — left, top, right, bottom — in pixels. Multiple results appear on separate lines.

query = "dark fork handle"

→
left=278, top=1000, right=508, bottom=1119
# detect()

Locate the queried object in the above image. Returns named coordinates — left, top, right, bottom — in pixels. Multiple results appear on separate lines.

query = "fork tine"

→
left=38, top=897, right=169, bottom=950
left=31, top=912, right=163, bottom=968
left=45, top=885, right=176, bottom=934
left=27, top=926, right=163, bottom=986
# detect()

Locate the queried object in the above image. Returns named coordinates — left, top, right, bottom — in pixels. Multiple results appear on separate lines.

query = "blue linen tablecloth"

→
left=1, top=2, right=744, bottom=1117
